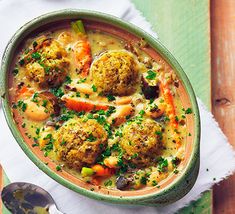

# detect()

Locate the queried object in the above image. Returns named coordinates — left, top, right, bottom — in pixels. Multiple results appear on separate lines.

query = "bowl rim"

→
left=0, top=9, right=200, bottom=204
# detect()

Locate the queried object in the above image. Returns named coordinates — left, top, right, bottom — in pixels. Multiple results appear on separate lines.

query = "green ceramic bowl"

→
left=0, top=10, right=200, bottom=206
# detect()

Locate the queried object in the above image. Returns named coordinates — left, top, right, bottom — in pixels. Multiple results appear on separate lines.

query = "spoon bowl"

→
left=1, top=182, right=63, bottom=214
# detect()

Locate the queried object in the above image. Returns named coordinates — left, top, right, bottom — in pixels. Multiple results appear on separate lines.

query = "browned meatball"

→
left=120, top=118, right=162, bottom=167
left=24, top=38, right=70, bottom=87
left=54, top=117, right=108, bottom=169
left=91, top=50, right=139, bottom=96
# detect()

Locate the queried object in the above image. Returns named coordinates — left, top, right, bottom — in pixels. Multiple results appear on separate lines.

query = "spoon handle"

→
left=49, top=204, right=64, bottom=214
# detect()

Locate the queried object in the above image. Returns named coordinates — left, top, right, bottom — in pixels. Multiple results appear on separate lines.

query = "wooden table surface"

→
left=211, top=0, right=235, bottom=213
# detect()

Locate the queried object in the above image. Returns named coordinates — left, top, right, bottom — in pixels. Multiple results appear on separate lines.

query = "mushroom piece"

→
left=141, top=76, right=160, bottom=100
left=116, top=176, right=131, bottom=190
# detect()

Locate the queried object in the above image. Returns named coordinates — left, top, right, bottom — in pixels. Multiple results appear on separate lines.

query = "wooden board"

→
left=211, top=1, right=235, bottom=213
left=132, top=0, right=212, bottom=213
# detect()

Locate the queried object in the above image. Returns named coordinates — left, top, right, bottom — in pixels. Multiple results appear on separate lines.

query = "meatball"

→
left=120, top=118, right=162, bottom=167
left=25, top=38, right=70, bottom=87
left=91, top=50, right=139, bottom=96
left=54, top=118, right=108, bottom=169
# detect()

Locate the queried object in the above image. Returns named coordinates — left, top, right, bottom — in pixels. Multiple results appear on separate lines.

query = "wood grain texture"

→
left=211, top=0, right=235, bottom=214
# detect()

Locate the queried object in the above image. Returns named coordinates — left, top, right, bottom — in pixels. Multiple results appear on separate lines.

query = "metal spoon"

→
left=1, top=182, right=64, bottom=214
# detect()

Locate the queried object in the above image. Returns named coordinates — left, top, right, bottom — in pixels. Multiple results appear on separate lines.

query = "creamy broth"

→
left=9, top=20, right=192, bottom=191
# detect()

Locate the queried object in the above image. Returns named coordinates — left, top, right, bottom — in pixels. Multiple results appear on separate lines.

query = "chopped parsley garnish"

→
left=21, top=123, right=26, bottom=128
left=105, top=106, right=116, bottom=117
left=185, top=108, right=193, bottom=114
left=19, top=59, right=25, bottom=66
left=44, top=133, right=52, bottom=140
left=104, top=179, right=112, bottom=187
left=32, top=143, right=39, bottom=147
left=139, top=110, right=145, bottom=116
left=42, top=143, right=54, bottom=156
left=85, top=94, right=90, bottom=98
left=76, top=92, right=81, bottom=97
left=152, top=180, right=158, bottom=186
left=164, top=116, right=170, bottom=122
left=100, top=147, right=111, bottom=160
left=65, top=76, right=72, bottom=84
left=56, top=165, right=62, bottom=171
left=31, top=52, right=41, bottom=60
left=77, top=78, right=87, bottom=84
left=92, top=85, right=97, bottom=92
left=171, top=157, right=181, bottom=168
left=13, top=68, right=19, bottom=76
left=115, top=130, right=123, bottom=137
left=33, top=41, right=38, bottom=48
left=173, top=169, right=179, bottom=174
left=140, top=176, right=147, bottom=185
left=145, top=70, right=156, bottom=80
left=60, top=110, right=76, bottom=121
left=149, top=98, right=154, bottom=104
left=96, top=110, right=105, bottom=115
left=107, top=94, right=116, bottom=101
left=155, top=130, right=163, bottom=140
left=157, top=157, right=168, bottom=172
left=104, top=123, right=112, bottom=138
left=24, top=49, right=30, bottom=54
left=35, top=128, right=40, bottom=135
left=60, top=140, right=67, bottom=146
left=96, top=115, right=106, bottom=125
left=31, top=92, right=39, bottom=103
left=77, top=111, right=85, bottom=117
left=50, top=87, right=64, bottom=98
left=17, top=100, right=27, bottom=112
left=42, top=134, right=55, bottom=157
left=175, top=116, right=179, bottom=122
left=86, top=134, right=97, bottom=142
left=131, top=153, right=138, bottom=159
left=87, top=113, right=94, bottom=119
left=118, top=163, right=128, bottom=174
left=42, top=100, right=48, bottom=107
left=45, top=67, right=51, bottom=74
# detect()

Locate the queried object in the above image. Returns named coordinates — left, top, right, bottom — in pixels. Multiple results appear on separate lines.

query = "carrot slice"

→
left=73, top=40, right=92, bottom=77
left=17, top=86, right=33, bottom=98
left=92, top=164, right=114, bottom=177
left=63, top=97, right=109, bottom=112
left=159, top=82, right=178, bottom=128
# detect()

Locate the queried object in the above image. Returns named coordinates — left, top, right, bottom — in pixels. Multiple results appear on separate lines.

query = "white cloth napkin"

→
left=0, top=0, right=235, bottom=213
